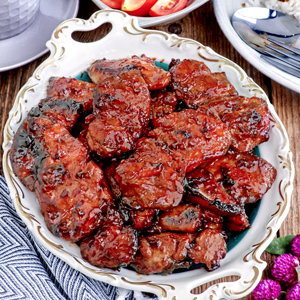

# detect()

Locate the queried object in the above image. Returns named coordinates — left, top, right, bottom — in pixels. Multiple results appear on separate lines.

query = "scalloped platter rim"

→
left=2, top=9, right=294, bottom=300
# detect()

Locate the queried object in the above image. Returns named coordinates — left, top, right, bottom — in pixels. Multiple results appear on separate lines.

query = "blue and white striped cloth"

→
left=0, top=176, right=155, bottom=300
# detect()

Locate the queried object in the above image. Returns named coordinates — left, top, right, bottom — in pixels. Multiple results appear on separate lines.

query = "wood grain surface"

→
left=0, top=0, right=299, bottom=299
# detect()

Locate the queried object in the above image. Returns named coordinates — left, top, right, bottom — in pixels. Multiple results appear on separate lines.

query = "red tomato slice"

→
left=101, top=0, right=122, bottom=9
left=149, top=0, right=187, bottom=17
left=121, top=0, right=158, bottom=17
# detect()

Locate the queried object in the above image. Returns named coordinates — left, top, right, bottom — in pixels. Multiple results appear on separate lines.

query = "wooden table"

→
left=0, top=0, right=299, bottom=299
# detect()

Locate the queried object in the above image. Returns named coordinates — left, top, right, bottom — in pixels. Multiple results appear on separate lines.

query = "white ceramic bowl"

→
left=0, top=0, right=40, bottom=40
left=213, top=0, right=300, bottom=93
left=3, top=10, right=294, bottom=300
left=91, top=0, right=208, bottom=27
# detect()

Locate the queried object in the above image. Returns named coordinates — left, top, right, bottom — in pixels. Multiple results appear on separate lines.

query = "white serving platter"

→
left=2, top=9, right=294, bottom=300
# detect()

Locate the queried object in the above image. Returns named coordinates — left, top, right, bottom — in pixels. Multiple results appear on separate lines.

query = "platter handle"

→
left=48, top=9, right=142, bottom=49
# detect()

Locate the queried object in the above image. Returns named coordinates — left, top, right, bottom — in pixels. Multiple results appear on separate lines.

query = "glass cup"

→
left=0, top=0, right=40, bottom=40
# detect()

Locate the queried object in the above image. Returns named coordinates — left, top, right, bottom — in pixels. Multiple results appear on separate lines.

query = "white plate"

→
left=0, top=0, right=79, bottom=72
left=2, top=10, right=294, bottom=300
left=213, top=0, right=300, bottom=93
left=91, top=0, right=209, bottom=27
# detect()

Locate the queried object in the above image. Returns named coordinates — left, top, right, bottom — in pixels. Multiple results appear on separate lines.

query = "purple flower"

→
left=252, top=279, right=281, bottom=300
left=291, top=235, right=300, bottom=258
left=271, top=254, right=300, bottom=285
left=286, top=283, right=300, bottom=300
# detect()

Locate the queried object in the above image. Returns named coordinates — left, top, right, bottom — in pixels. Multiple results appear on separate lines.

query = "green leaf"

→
left=296, top=266, right=300, bottom=283
left=265, top=235, right=296, bottom=255
left=277, top=291, right=286, bottom=300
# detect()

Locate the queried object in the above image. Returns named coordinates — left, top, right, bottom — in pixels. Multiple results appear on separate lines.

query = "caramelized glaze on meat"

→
left=226, top=209, right=250, bottom=232
left=115, top=202, right=157, bottom=231
left=201, top=208, right=224, bottom=231
left=188, top=228, right=227, bottom=270
left=206, top=96, right=270, bottom=152
left=86, top=112, right=137, bottom=157
left=80, top=207, right=138, bottom=268
left=86, top=70, right=151, bottom=158
left=10, top=119, right=36, bottom=191
left=186, top=151, right=276, bottom=215
left=158, top=204, right=201, bottom=232
left=131, top=232, right=194, bottom=274
left=38, top=98, right=81, bottom=131
left=186, top=168, right=242, bottom=216
left=129, top=209, right=157, bottom=231
left=46, top=77, right=95, bottom=113
left=115, top=138, right=185, bottom=210
left=169, top=59, right=237, bottom=108
left=205, top=151, right=277, bottom=205
left=145, top=219, right=164, bottom=235
left=10, top=99, right=82, bottom=191
left=32, top=119, right=113, bottom=241
left=87, top=55, right=170, bottom=90
left=149, top=107, right=232, bottom=172
left=150, top=91, right=177, bottom=120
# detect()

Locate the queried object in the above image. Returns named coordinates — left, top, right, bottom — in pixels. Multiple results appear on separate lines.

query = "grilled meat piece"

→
left=186, top=168, right=242, bottom=216
left=87, top=55, right=170, bottom=90
left=206, top=95, right=270, bottom=152
left=169, top=59, right=237, bottom=109
left=30, top=117, right=113, bottom=242
left=115, top=138, right=185, bottom=211
left=158, top=204, right=202, bottom=233
left=149, top=107, right=232, bottom=172
left=188, top=228, right=227, bottom=270
left=10, top=99, right=82, bottom=191
left=205, top=151, right=277, bottom=205
left=86, top=112, right=138, bottom=157
left=80, top=207, right=138, bottom=268
left=46, top=77, right=95, bottom=113
left=106, top=162, right=157, bottom=231
left=131, top=232, right=194, bottom=274
left=86, top=70, right=151, bottom=158
left=186, top=151, right=276, bottom=215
